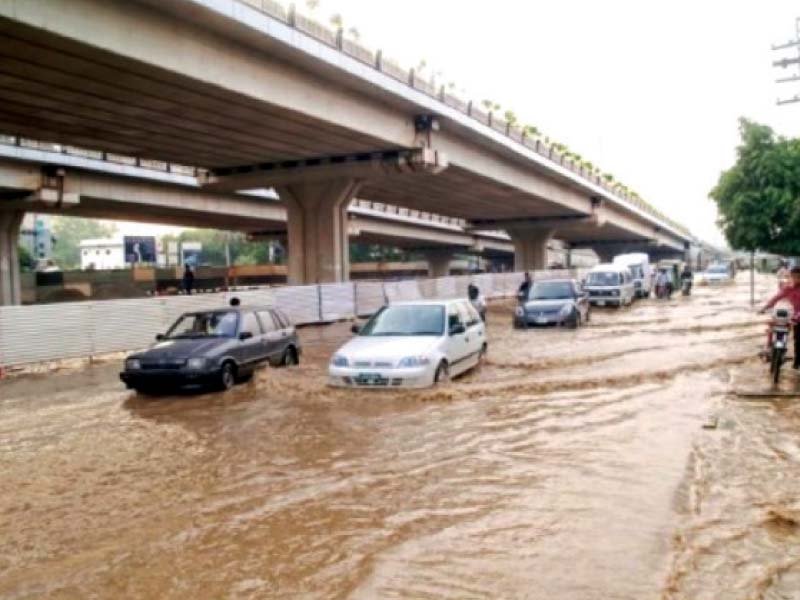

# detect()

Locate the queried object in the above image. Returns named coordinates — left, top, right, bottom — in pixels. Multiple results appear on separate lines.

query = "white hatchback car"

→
left=329, top=299, right=487, bottom=388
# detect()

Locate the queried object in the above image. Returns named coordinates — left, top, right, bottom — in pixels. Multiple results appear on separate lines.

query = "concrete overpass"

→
left=0, top=0, right=693, bottom=296
left=0, top=138, right=536, bottom=302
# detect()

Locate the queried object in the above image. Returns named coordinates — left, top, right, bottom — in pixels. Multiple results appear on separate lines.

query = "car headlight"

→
left=559, top=304, right=572, bottom=316
left=186, top=357, right=207, bottom=370
left=398, top=356, right=432, bottom=368
left=331, top=355, right=349, bottom=367
left=126, top=358, right=141, bottom=371
left=515, top=306, right=525, bottom=317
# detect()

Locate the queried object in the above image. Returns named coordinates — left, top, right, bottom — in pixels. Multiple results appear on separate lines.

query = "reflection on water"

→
left=1, top=276, right=799, bottom=599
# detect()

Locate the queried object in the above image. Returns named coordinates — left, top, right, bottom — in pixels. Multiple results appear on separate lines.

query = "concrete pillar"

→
left=424, top=249, right=455, bottom=278
left=0, top=211, right=24, bottom=306
left=277, top=179, right=361, bottom=285
left=593, top=247, right=616, bottom=264
left=507, top=228, right=554, bottom=272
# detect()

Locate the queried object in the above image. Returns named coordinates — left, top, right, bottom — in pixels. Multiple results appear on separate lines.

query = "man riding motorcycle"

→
left=759, top=266, right=800, bottom=370
left=680, top=265, right=694, bottom=295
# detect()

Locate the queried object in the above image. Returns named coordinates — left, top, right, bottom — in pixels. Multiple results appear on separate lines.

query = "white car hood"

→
left=336, top=335, right=440, bottom=362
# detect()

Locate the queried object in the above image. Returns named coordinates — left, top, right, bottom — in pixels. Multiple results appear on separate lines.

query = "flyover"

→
left=0, top=140, right=524, bottom=301
left=0, top=0, right=693, bottom=295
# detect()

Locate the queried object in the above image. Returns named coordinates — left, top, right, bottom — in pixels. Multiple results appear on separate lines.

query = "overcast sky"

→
left=314, top=0, right=799, bottom=246
left=119, top=1, right=799, bottom=245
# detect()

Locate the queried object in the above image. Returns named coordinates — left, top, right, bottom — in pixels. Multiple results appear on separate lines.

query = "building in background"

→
left=79, top=238, right=125, bottom=270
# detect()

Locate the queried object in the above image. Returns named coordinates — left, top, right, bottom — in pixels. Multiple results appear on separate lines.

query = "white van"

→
left=583, top=263, right=636, bottom=307
left=613, top=253, right=653, bottom=298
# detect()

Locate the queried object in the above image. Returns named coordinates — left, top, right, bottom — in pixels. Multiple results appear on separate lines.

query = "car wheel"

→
left=218, top=362, right=236, bottom=391
left=282, top=347, right=299, bottom=367
left=568, top=311, right=581, bottom=329
left=434, top=361, right=449, bottom=385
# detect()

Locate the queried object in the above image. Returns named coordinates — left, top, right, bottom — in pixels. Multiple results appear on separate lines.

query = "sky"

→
left=117, top=0, right=800, bottom=246
left=309, top=0, right=799, bottom=246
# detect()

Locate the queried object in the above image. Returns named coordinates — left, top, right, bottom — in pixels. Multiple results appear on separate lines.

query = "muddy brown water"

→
left=2, top=275, right=800, bottom=599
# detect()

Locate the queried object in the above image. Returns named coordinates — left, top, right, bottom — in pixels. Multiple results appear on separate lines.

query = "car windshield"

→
left=359, top=305, right=444, bottom=336
left=708, top=265, right=729, bottom=274
left=586, top=272, right=620, bottom=286
left=166, top=311, right=239, bottom=339
left=529, top=281, right=573, bottom=300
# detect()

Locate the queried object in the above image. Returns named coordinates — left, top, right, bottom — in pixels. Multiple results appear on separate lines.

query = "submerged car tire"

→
left=434, top=360, right=449, bottom=385
left=218, top=362, right=236, bottom=391
left=282, top=346, right=299, bottom=367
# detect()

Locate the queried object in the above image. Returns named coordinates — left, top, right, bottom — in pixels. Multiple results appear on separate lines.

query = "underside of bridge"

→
left=0, top=0, right=692, bottom=296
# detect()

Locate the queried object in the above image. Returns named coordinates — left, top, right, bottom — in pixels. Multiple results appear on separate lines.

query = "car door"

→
left=459, top=300, right=484, bottom=362
left=444, top=303, right=470, bottom=373
left=257, top=310, right=284, bottom=364
left=238, top=311, right=264, bottom=366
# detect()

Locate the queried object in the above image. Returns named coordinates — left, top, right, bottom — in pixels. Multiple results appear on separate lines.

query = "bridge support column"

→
left=592, top=247, right=616, bottom=263
left=277, top=179, right=361, bottom=285
left=423, top=249, right=455, bottom=278
left=507, top=228, right=554, bottom=272
left=0, top=211, right=24, bottom=306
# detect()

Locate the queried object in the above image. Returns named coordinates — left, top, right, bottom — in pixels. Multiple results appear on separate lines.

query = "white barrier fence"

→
left=0, top=270, right=584, bottom=368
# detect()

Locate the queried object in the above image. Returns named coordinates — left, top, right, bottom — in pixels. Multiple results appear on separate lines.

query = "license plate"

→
left=535, top=316, right=549, bottom=324
left=356, top=373, right=383, bottom=384
left=597, top=300, right=606, bottom=306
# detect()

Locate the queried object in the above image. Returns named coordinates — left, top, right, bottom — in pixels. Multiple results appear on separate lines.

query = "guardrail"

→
left=0, top=270, right=584, bottom=368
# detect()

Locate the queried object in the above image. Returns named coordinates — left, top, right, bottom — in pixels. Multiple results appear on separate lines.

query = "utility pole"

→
left=772, top=17, right=800, bottom=106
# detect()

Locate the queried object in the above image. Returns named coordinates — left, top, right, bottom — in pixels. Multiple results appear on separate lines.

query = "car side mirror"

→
left=449, top=323, right=466, bottom=336
left=155, top=333, right=165, bottom=341
left=350, top=324, right=360, bottom=334
left=239, top=331, right=253, bottom=341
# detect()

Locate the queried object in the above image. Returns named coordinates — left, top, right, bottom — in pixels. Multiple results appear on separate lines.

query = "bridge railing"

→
left=0, top=269, right=586, bottom=368
left=232, top=0, right=690, bottom=237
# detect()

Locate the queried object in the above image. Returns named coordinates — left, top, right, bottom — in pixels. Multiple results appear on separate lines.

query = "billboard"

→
left=180, top=242, right=202, bottom=267
left=123, top=236, right=156, bottom=264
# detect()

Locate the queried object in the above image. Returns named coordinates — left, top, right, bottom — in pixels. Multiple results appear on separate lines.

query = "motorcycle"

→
left=681, top=278, right=692, bottom=296
left=768, top=307, right=792, bottom=384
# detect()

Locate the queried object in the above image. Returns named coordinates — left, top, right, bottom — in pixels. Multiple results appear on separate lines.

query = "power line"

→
left=772, top=17, right=800, bottom=106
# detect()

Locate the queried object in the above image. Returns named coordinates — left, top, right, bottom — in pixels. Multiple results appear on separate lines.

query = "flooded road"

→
left=2, top=275, right=800, bottom=599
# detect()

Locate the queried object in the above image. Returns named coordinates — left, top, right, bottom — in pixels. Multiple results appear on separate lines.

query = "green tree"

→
left=165, top=229, right=273, bottom=266
left=51, top=217, right=117, bottom=270
left=711, top=118, right=800, bottom=253
left=18, top=245, right=35, bottom=272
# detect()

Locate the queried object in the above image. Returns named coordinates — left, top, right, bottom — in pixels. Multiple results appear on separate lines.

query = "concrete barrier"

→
left=0, top=270, right=587, bottom=368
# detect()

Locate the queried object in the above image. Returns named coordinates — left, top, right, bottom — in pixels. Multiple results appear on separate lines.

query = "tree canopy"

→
left=51, top=217, right=117, bottom=269
left=710, top=118, right=800, bottom=254
left=18, top=245, right=35, bottom=271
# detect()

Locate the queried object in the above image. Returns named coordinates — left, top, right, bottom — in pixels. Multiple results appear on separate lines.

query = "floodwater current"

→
left=2, top=275, right=800, bottom=599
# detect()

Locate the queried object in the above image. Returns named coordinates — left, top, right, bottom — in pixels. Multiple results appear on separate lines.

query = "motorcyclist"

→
left=777, top=261, right=790, bottom=290
left=759, top=266, right=800, bottom=370
left=468, top=283, right=487, bottom=322
left=680, top=265, right=693, bottom=294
